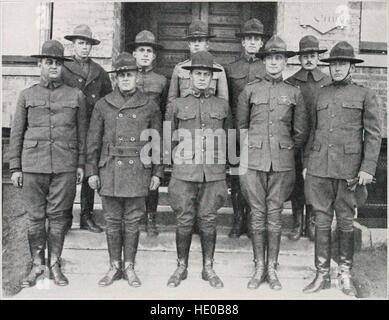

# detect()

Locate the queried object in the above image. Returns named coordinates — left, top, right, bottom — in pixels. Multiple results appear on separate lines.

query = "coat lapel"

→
left=85, top=60, right=101, bottom=87
left=64, top=59, right=86, bottom=79
left=105, top=88, right=126, bottom=109
left=120, top=90, right=148, bottom=110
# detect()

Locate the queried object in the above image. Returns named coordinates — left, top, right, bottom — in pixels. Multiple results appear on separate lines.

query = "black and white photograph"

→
left=1, top=0, right=387, bottom=302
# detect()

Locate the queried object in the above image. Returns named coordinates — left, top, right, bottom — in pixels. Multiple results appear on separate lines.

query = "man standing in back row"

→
left=225, top=18, right=266, bottom=239
left=286, top=35, right=331, bottom=241
left=62, top=24, right=113, bottom=233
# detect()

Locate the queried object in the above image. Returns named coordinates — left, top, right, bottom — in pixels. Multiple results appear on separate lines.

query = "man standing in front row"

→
left=130, top=30, right=168, bottom=237
left=303, top=41, right=381, bottom=296
left=165, top=51, right=231, bottom=289
left=62, top=24, right=113, bottom=233
left=86, top=53, right=163, bottom=287
left=238, top=36, right=308, bottom=290
left=10, top=40, right=87, bottom=287
left=286, top=35, right=331, bottom=241
left=225, top=18, right=266, bottom=239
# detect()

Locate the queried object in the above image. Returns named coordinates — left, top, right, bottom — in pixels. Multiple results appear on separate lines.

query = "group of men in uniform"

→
left=10, top=18, right=381, bottom=296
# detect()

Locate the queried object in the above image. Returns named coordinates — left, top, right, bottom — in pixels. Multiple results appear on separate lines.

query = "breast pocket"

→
left=59, top=100, right=79, bottom=124
left=277, top=97, right=293, bottom=122
left=177, top=110, right=196, bottom=129
left=342, top=100, right=363, bottom=124
left=209, top=109, right=227, bottom=129
left=250, top=97, right=268, bottom=122
left=26, top=100, right=49, bottom=126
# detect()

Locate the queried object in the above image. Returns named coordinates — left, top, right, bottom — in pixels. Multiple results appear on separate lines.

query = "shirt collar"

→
left=264, top=73, right=283, bottom=84
left=332, top=75, right=352, bottom=87
left=39, top=76, right=63, bottom=89
left=293, top=67, right=326, bottom=82
left=242, top=52, right=259, bottom=63
left=73, top=56, right=90, bottom=65
left=118, top=86, right=137, bottom=99
left=185, top=87, right=213, bottom=98
left=137, top=65, right=153, bottom=73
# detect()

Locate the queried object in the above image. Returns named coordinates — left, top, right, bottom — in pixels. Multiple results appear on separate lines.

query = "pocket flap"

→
left=252, top=97, right=268, bottom=105
left=142, top=163, right=152, bottom=169
left=230, top=72, right=246, bottom=80
left=209, top=110, right=227, bottom=120
left=317, top=103, right=328, bottom=111
left=63, top=100, right=78, bottom=108
left=279, top=142, right=294, bottom=150
left=344, top=143, right=362, bottom=154
left=68, top=141, right=77, bottom=149
left=177, top=111, right=196, bottom=120
left=248, top=141, right=263, bottom=149
left=23, top=140, right=38, bottom=148
left=342, top=101, right=363, bottom=109
left=277, top=97, right=291, bottom=105
left=311, top=142, right=321, bottom=152
left=27, top=100, right=46, bottom=107
left=98, top=158, right=107, bottom=168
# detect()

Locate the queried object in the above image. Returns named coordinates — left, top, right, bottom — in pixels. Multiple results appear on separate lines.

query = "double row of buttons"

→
left=118, top=113, right=137, bottom=118
left=117, top=159, right=136, bottom=166
left=117, top=137, right=136, bottom=142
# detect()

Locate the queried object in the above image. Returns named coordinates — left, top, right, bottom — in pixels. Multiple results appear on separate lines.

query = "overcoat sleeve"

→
left=76, top=90, right=88, bottom=168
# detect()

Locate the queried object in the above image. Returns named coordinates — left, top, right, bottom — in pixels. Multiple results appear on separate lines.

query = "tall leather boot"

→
left=288, top=201, right=304, bottom=241
left=80, top=180, right=102, bottom=233
left=267, top=231, right=282, bottom=290
left=229, top=190, right=246, bottom=238
left=21, top=230, right=46, bottom=288
left=303, top=228, right=331, bottom=293
left=337, top=230, right=357, bottom=296
left=200, top=230, right=223, bottom=288
left=305, top=205, right=315, bottom=241
left=123, top=230, right=141, bottom=287
left=167, top=228, right=192, bottom=287
left=63, top=208, right=73, bottom=234
left=47, top=218, right=68, bottom=286
left=145, top=190, right=159, bottom=237
left=80, top=213, right=103, bottom=233
left=98, top=231, right=123, bottom=287
left=247, top=231, right=266, bottom=289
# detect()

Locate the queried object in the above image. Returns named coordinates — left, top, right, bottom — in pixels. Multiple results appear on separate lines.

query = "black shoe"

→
left=338, top=230, right=356, bottom=296
left=50, top=260, right=68, bottom=286
left=267, top=232, right=282, bottom=290
left=202, top=262, right=224, bottom=288
left=21, top=264, right=44, bottom=288
left=248, top=232, right=266, bottom=289
left=167, top=259, right=188, bottom=288
left=267, top=263, right=282, bottom=290
left=337, top=271, right=357, bottom=296
left=123, top=262, right=141, bottom=287
left=80, top=215, right=103, bottom=233
left=303, top=272, right=331, bottom=293
left=98, top=261, right=122, bottom=287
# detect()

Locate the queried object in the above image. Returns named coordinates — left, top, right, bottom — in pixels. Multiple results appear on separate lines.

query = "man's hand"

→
left=11, top=171, right=23, bottom=188
left=88, top=175, right=100, bottom=190
left=358, top=171, right=374, bottom=186
left=77, top=168, right=84, bottom=184
left=302, top=168, right=307, bottom=180
left=149, top=176, right=161, bottom=191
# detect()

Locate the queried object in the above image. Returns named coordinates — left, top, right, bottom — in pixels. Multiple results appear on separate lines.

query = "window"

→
left=2, top=2, right=53, bottom=64
left=360, top=1, right=387, bottom=54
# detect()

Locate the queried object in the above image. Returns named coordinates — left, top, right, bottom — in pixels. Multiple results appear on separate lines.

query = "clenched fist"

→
left=88, top=175, right=100, bottom=190
left=11, top=171, right=23, bottom=188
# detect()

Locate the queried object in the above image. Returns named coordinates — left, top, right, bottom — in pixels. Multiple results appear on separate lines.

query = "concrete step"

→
left=8, top=249, right=352, bottom=300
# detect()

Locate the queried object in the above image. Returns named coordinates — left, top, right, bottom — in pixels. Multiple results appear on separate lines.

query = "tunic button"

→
left=269, top=134, right=273, bottom=137
left=202, top=123, right=206, bottom=127
left=130, top=137, right=135, bottom=141
left=329, top=144, right=333, bottom=148
left=331, top=114, right=335, bottom=118
left=132, top=114, right=136, bottom=118
left=91, top=94, right=96, bottom=98
left=129, top=160, right=134, bottom=164
left=117, top=160, right=122, bottom=166
left=50, top=139, right=54, bottom=143
left=118, top=113, right=123, bottom=118
left=50, top=125, right=54, bottom=129
left=269, top=121, right=273, bottom=125
left=118, top=137, right=123, bottom=141
left=329, top=129, right=333, bottom=132
left=50, top=112, right=55, bottom=115
left=78, top=78, right=83, bottom=82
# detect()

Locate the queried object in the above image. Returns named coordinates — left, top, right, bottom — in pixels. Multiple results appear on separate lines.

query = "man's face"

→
left=190, top=69, right=212, bottom=90
left=133, top=46, right=156, bottom=67
left=188, top=38, right=209, bottom=54
left=330, top=60, right=352, bottom=81
left=39, top=58, right=63, bottom=80
left=73, top=38, right=92, bottom=59
left=299, top=52, right=319, bottom=71
left=116, top=70, right=137, bottom=92
left=241, top=35, right=263, bottom=55
left=264, top=53, right=286, bottom=76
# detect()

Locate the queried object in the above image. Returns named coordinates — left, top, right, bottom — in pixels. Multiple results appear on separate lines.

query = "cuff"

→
left=85, top=163, right=98, bottom=177
left=9, top=158, right=21, bottom=170
left=152, top=164, right=164, bottom=179
left=360, top=160, right=377, bottom=176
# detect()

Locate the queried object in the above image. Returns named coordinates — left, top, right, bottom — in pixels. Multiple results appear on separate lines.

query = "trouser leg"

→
left=80, top=179, right=102, bottom=233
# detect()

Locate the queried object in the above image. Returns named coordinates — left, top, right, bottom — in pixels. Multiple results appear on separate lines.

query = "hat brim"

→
left=185, top=35, right=216, bottom=40
left=256, top=51, right=296, bottom=59
left=31, top=54, right=73, bottom=62
left=64, top=35, right=100, bottom=45
left=129, top=42, right=164, bottom=51
left=320, top=56, right=364, bottom=64
left=297, top=48, right=327, bottom=55
left=107, top=66, right=138, bottom=74
left=235, top=31, right=264, bottom=38
left=182, top=65, right=222, bottom=72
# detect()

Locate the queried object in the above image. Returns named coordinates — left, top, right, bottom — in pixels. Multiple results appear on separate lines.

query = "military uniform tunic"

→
left=237, top=75, right=309, bottom=232
left=165, top=89, right=231, bottom=232
left=305, top=79, right=381, bottom=231
left=167, top=59, right=229, bottom=104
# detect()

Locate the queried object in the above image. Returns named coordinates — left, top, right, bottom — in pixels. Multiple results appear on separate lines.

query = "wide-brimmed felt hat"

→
left=129, top=30, right=163, bottom=51
left=64, top=24, right=100, bottom=45
left=320, top=41, right=364, bottom=64
left=185, top=20, right=215, bottom=40
left=182, top=51, right=222, bottom=72
left=31, top=40, right=72, bottom=61
left=108, top=52, right=138, bottom=73
left=296, top=35, right=327, bottom=55
left=235, top=18, right=264, bottom=38
left=256, top=35, right=296, bottom=59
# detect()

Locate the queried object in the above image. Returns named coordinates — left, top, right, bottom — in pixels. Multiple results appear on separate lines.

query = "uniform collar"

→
left=119, top=87, right=137, bottom=99
left=73, top=56, right=90, bottom=65
left=183, top=87, right=213, bottom=98
left=64, top=57, right=100, bottom=85
left=332, top=75, right=352, bottom=87
left=105, top=86, right=148, bottom=109
left=242, top=52, right=260, bottom=63
left=292, top=67, right=326, bottom=82
left=264, top=73, right=283, bottom=84
left=137, top=65, right=154, bottom=73
left=39, top=76, right=63, bottom=89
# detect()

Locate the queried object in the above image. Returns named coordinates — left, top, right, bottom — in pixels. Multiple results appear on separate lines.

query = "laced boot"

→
left=167, top=228, right=192, bottom=287
left=123, top=262, right=141, bottom=287
left=98, top=261, right=122, bottom=287
left=337, top=230, right=357, bottom=296
left=200, top=230, right=223, bottom=288
left=247, top=231, right=266, bottom=289
left=123, top=230, right=141, bottom=287
left=288, top=202, right=303, bottom=241
left=303, top=228, right=331, bottom=293
left=267, top=231, right=282, bottom=290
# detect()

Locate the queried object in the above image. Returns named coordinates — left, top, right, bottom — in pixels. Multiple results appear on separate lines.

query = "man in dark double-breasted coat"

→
left=86, top=52, right=163, bottom=287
